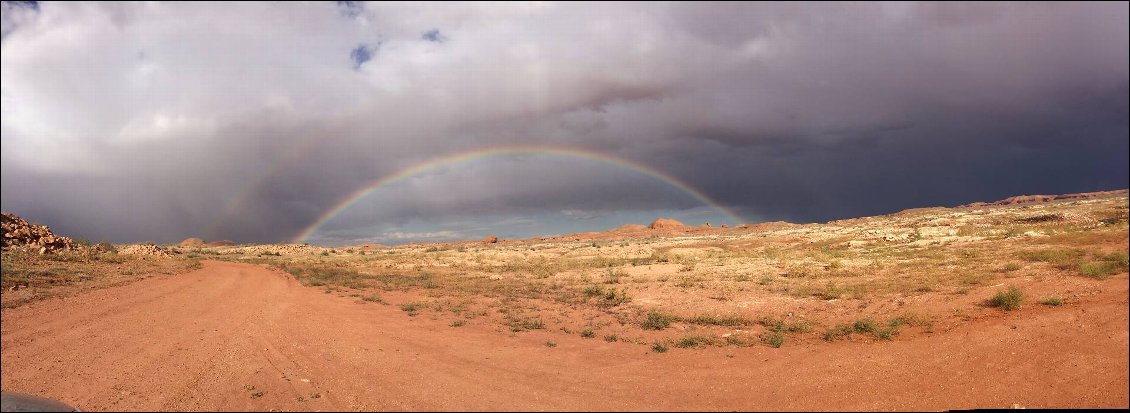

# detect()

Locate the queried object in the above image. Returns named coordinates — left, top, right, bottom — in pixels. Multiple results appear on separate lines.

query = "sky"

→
left=2, top=1, right=1127, bottom=245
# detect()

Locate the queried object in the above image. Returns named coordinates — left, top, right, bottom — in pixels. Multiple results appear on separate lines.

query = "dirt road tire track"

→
left=3, top=261, right=1127, bottom=410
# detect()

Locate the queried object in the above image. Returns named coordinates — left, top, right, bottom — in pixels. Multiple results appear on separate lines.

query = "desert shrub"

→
left=761, top=331, right=785, bottom=348
left=603, top=268, right=626, bottom=284
left=361, top=294, right=384, bottom=303
left=685, top=314, right=752, bottom=327
left=400, top=303, right=420, bottom=316
left=641, top=311, right=674, bottom=330
left=852, top=318, right=877, bottom=334
left=583, top=285, right=603, bottom=297
left=757, top=317, right=811, bottom=333
left=1078, top=252, right=1128, bottom=278
left=724, top=335, right=755, bottom=347
left=988, top=286, right=1024, bottom=311
left=508, top=317, right=545, bottom=332
left=1018, top=249, right=1084, bottom=270
left=94, top=242, right=118, bottom=253
left=599, top=288, right=631, bottom=307
left=823, top=324, right=853, bottom=341
left=675, top=335, right=713, bottom=348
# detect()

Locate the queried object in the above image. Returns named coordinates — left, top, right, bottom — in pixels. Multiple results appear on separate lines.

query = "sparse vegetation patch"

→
left=988, top=286, right=1024, bottom=311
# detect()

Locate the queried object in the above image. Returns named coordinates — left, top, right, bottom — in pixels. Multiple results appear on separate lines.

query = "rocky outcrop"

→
left=483, top=235, right=499, bottom=244
left=1, top=213, right=77, bottom=254
left=648, top=218, right=685, bottom=229
left=179, top=238, right=206, bottom=247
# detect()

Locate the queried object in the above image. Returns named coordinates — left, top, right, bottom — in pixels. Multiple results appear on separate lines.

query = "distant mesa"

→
left=736, top=221, right=798, bottom=232
left=961, top=189, right=1128, bottom=208
left=181, top=238, right=235, bottom=247
left=179, top=238, right=206, bottom=247
left=483, top=235, right=499, bottom=244
left=648, top=218, right=685, bottom=229
left=1, top=213, right=77, bottom=254
left=612, top=224, right=646, bottom=232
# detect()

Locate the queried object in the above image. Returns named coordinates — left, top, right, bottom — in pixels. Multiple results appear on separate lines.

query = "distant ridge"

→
left=960, top=189, right=1127, bottom=208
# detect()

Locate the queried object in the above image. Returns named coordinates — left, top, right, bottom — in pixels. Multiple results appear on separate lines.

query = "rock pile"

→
left=1, top=213, right=77, bottom=254
left=228, top=244, right=316, bottom=256
left=119, top=243, right=172, bottom=257
left=483, top=235, right=499, bottom=244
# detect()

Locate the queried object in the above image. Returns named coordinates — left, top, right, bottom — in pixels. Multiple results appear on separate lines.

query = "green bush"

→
left=988, top=286, right=1024, bottom=311
left=641, top=311, right=674, bottom=330
left=761, top=331, right=785, bottom=348
left=852, top=318, right=877, bottom=334
left=675, top=336, right=713, bottom=348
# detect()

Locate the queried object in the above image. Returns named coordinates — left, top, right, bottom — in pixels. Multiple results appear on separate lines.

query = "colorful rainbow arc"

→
left=293, top=145, right=743, bottom=243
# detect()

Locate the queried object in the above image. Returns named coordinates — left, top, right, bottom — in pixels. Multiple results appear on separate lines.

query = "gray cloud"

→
left=2, top=2, right=1126, bottom=244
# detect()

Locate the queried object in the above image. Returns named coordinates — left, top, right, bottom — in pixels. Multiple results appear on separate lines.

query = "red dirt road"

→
left=2, top=261, right=1127, bottom=411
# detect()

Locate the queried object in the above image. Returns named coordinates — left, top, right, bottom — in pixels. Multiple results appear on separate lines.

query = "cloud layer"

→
left=2, top=2, right=1127, bottom=244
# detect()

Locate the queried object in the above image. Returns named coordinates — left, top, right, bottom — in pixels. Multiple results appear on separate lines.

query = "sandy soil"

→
left=2, top=260, right=1126, bottom=411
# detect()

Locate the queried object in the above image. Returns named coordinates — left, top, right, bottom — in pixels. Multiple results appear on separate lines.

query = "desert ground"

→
left=2, top=191, right=1127, bottom=411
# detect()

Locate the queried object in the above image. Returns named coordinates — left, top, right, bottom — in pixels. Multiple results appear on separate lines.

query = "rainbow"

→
left=293, top=145, right=743, bottom=242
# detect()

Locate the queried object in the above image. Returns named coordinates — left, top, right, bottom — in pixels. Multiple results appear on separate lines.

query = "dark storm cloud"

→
left=1, top=2, right=1126, bottom=244
left=421, top=29, right=443, bottom=43
left=0, top=0, right=37, bottom=39
left=336, top=1, right=363, bottom=19
left=350, top=43, right=375, bottom=69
